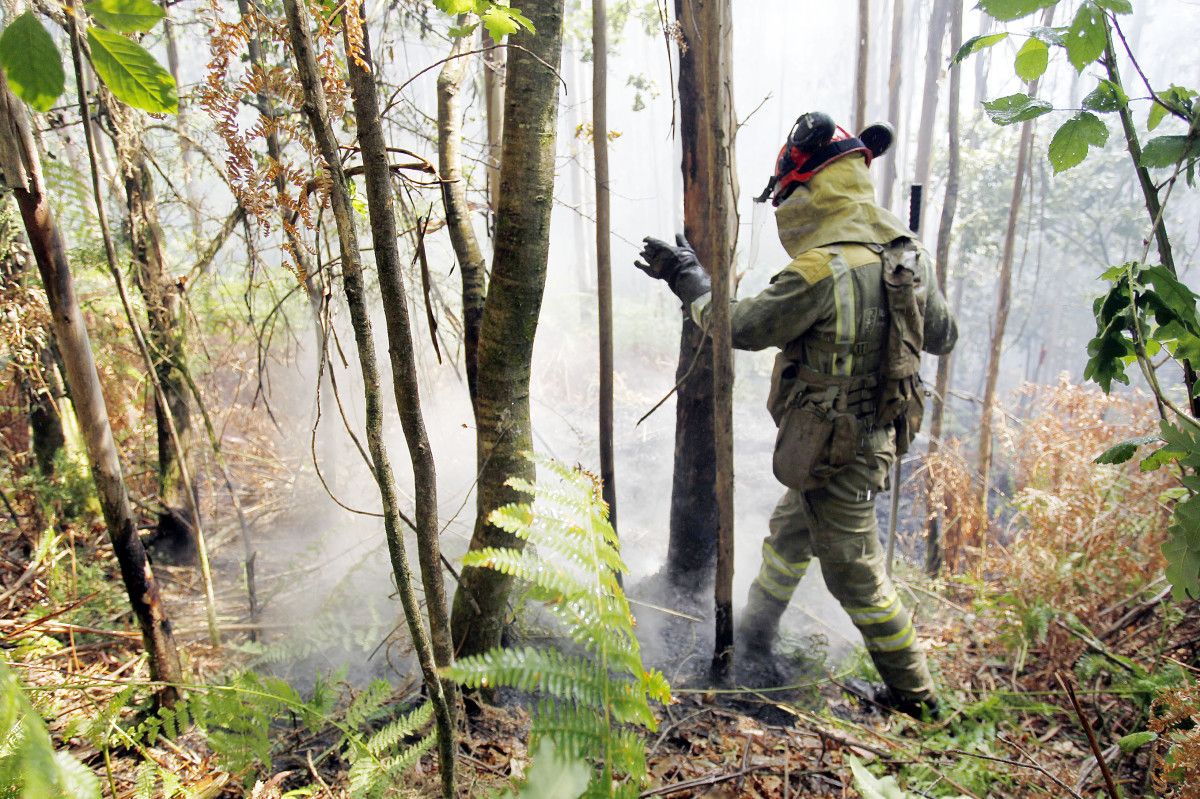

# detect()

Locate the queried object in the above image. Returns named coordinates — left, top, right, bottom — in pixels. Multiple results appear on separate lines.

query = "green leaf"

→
left=0, top=12, right=65, bottom=112
left=85, top=0, right=165, bottom=34
left=1014, top=38, right=1049, bottom=82
left=480, top=6, right=534, bottom=42
left=1049, top=112, right=1109, bottom=173
left=514, top=739, right=590, bottom=799
left=433, top=0, right=475, bottom=13
left=1140, top=446, right=1183, bottom=472
left=449, top=22, right=479, bottom=37
left=977, top=0, right=1058, bottom=21
left=1148, top=85, right=1196, bottom=131
left=1141, top=135, right=1200, bottom=169
left=952, top=32, right=1008, bottom=63
left=1094, top=434, right=1160, bottom=465
left=846, top=754, right=910, bottom=799
left=983, top=92, right=1053, bottom=126
left=1095, top=0, right=1133, bottom=13
left=86, top=26, right=177, bottom=114
left=1117, top=731, right=1158, bottom=752
left=1082, top=79, right=1128, bottom=112
left=1065, top=1, right=1107, bottom=72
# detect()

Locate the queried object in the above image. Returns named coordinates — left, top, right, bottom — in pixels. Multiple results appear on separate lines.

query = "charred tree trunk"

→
left=28, top=342, right=67, bottom=476
left=925, top=0, right=962, bottom=576
left=880, top=0, right=905, bottom=211
left=281, top=1, right=457, bottom=793
left=593, top=0, right=617, bottom=526
left=451, top=0, right=565, bottom=658
left=911, top=0, right=951, bottom=236
left=343, top=0, right=458, bottom=738
left=0, top=76, right=182, bottom=704
left=854, top=0, right=870, bottom=131
left=674, top=0, right=739, bottom=680
left=438, top=23, right=487, bottom=407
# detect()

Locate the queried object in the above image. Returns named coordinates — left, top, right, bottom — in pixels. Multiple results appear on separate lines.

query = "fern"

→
left=0, top=658, right=100, bottom=799
left=444, top=454, right=673, bottom=798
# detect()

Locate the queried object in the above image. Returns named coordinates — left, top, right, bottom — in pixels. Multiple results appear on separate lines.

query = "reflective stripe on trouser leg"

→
left=752, top=541, right=811, bottom=602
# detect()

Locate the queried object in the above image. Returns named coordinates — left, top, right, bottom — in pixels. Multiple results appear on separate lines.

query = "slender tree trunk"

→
left=0, top=76, right=182, bottom=704
left=438, top=22, right=487, bottom=407
left=593, top=0, right=617, bottom=526
left=158, top=0, right=202, bottom=237
left=854, top=0, right=870, bottom=131
left=450, top=0, right=565, bottom=658
left=912, top=0, right=951, bottom=236
left=673, top=0, right=738, bottom=680
left=925, top=0, right=962, bottom=576
left=482, top=33, right=506, bottom=220
left=978, top=16, right=1048, bottom=517
left=343, top=0, right=457, bottom=729
left=880, top=0, right=905, bottom=210
left=281, top=2, right=456, bottom=793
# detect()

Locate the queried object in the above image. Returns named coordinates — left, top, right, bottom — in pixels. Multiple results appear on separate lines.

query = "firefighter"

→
left=634, top=112, right=957, bottom=718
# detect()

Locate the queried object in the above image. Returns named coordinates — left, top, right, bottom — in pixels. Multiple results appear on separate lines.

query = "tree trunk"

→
left=281, top=1, right=457, bottom=793
left=0, top=76, right=182, bottom=704
left=343, top=0, right=457, bottom=731
left=450, top=0, right=565, bottom=658
left=438, top=22, right=487, bottom=408
left=482, top=32, right=506, bottom=220
left=854, top=0, right=870, bottom=131
left=593, top=0, right=617, bottom=527
left=978, top=14, right=1049, bottom=517
left=925, top=0, right=962, bottom=576
left=911, top=0, right=951, bottom=236
left=674, top=0, right=738, bottom=681
left=880, top=0, right=905, bottom=211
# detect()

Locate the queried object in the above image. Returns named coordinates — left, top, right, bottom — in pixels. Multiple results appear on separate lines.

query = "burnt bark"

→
left=0, top=75, right=182, bottom=704
left=450, top=0, right=565, bottom=658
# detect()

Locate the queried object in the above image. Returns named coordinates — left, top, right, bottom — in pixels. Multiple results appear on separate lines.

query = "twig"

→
left=639, top=764, right=770, bottom=797
left=944, top=748, right=1082, bottom=799
left=1056, top=672, right=1121, bottom=799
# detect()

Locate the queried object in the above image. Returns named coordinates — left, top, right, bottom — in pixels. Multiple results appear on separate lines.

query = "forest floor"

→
left=4, top=384, right=1199, bottom=797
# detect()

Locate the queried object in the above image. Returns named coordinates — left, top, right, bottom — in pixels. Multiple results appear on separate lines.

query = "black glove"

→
left=635, top=234, right=712, bottom=307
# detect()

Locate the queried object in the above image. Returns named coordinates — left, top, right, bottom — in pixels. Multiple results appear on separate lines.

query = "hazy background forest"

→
left=2, top=0, right=1200, bottom=797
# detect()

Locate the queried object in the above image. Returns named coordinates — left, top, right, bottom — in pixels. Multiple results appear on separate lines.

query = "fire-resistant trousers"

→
left=743, top=431, right=934, bottom=699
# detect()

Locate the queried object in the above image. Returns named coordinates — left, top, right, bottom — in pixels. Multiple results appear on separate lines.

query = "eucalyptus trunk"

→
left=911, top=0, right=951, bottom=236
left=0, top=77, right=182, bottom=704
left=925, top=0, right=962, bottom=576
left=854, top=0, right=870, bottom=131
left=593, top=0, right=617, bottom=526
left=450, top=0, right=565, bottom=658
left=438, top=23, right=487, bottom=406
left=880, top=0, right=905, bottom=211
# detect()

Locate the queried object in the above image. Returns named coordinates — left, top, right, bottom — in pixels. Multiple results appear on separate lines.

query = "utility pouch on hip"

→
left=772, top=368, right=860, bottom=491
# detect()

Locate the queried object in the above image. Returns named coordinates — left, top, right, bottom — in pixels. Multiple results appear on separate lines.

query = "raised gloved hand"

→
left=635, top=234, right=712, bottom=306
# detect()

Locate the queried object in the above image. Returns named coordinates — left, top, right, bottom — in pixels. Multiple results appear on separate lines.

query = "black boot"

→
left=843, top=678, right=941, bottom=721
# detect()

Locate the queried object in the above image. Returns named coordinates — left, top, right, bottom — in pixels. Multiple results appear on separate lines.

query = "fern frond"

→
left=344, top=678, right=393, bottom=733
left=364, top=701, right=432, bottom=757
left=446, top=647, right=612, bottom=709
left=462, top=547, right=587, bottom=598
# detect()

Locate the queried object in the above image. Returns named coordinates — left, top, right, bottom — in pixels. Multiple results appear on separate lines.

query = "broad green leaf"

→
left=86, top=26, right=177, bottom=114
left=1014, top=38, right=1049, bottom=82
left=1048, top=112, right=1108, bottom=173
left=1082, top=79, right=1128, bottom=112
left=481, top=6, right=534, bottom=42
left=1118, top=731, right=1158, bottom=752
left=1029, top=25, right=1066, bottom=46
left=1141, top=135, right=1200, bottom=169
left=977, top=0, right=1058, bottom=22
left=1148, top=86, right=1196, bottom=131
left=952, top=32, right=1008, bottom=63
left=85, top=0, right=165, bottom=34
left=983, top=93, right=1053, bottom=126
left=0, top=12, right=65, bottom=112
left=846, top=754, right=910, bottom=799
left=449, top=22, right=479, bottom=37
left=1065, top=1, right=1106, bottom=72
left=1095, top=0, right=1133, bottom=13
left=513, top=739, right=590, bottom=799
left=1094, top=434, right=1160, bottom=465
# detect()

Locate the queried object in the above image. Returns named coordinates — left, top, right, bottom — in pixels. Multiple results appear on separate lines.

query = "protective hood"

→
left=774, top=154, right=912, bottom=258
